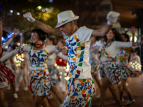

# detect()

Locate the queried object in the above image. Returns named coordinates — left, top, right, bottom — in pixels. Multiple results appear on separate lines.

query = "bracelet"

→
left=135, top=42, right=141, bottom=46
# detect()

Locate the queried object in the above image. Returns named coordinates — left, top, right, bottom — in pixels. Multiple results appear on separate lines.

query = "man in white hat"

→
left=23, top=10, right=120, bottom=107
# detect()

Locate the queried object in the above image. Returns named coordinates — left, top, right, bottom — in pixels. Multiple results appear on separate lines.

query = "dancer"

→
left=56, top=46, right=68, bottom=95
left=0, top=19, right=15, bottom=107
left=116, top=33, right=141, bottom=106
left=23, top=10, right=120, bottom=106
left=2, top=34, right=18, bottom=99
left=15, top=51, right=30, bottom=91
left=130, top=50, right=141, bottom=65
left=0, top=29, right=63, bottom=107
left=45, top=36, right=65, bottom=106
left=90, top=37, right=101, bottom=98
left=96, top=28, right=143, bottom=107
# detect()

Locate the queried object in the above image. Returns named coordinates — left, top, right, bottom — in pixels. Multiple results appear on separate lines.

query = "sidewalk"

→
left=1, top=75, right=143, bottom=107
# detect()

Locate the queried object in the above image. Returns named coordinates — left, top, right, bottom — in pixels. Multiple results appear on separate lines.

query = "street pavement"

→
left=1, top=75, right=143, bottom=107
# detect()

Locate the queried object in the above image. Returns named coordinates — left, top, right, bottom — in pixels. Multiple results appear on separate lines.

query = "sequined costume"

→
left=117, top=47, right=138, bottom=79
left=0, top=49, right=15, bottom=88
left=97, top=41, right=132, bottom=85
left=0, top=44, right=58, bottom=100
left=62, top=26, right=96, bottom=107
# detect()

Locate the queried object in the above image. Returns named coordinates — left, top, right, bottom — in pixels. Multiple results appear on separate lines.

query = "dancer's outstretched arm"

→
left=0, top=18, right=2, bottom=54
left=91, top=11, right=120, bottom=37
left=58, top=52, right=68, bottom=61
left=23, top=12, right=63, bottom=36
left=0, top=45, right=31, bottom=62
left=115, top=41, right=143, bottom=48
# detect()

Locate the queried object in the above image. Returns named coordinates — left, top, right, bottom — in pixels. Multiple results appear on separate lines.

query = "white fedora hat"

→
left=55, top=10, right=79, bottom=28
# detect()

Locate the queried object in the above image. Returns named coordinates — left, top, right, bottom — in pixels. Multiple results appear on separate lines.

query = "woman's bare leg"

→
left=109, top=84, right=121, bottom=105
left=51, top=87, right=64, bottom=103
left=100, top=76, right=122, bottom=107
left=100, top=76, right=111, bottom=107
left=34, top=96, right=45, bottom=107
left=10, top=81, right=16, bottom=93
left=123, top=79, right=134, bottom=101
left=93, top=74, right=102, bottom=88
left=118, top=80, right=124, bottom=101
left=48, top=92, right=60, bottom=107
left=0, top=88, right=8, bottom=107
left=41, top=97, right=51, bottom=107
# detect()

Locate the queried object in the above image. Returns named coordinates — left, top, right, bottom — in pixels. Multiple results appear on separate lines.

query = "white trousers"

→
left=58, top=69, right=66, bottom=92
left=15, top=66, right=29, bottom=88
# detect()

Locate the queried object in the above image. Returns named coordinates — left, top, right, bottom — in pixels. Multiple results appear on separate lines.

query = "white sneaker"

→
left=16, top=87, right=19, bottom=92
left=59, top=103, right=64, bottom=107
left=124, top=99, right=135, bottom=106
left=13, top=93, right=18, bottom=99
left=96, top=94, right=100, bottom=98
left=126, top=83, right=129, bottom=86
left=113, top=98, right=124, bottom=104
left=23, top=87, right=28, bottom=91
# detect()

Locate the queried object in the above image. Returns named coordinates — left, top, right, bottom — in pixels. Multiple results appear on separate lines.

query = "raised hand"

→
left=12, top=33, right=16, bottom=38
left=106, top=11, right=120, bottom=25
left=23, top=12, right=35, bottom=22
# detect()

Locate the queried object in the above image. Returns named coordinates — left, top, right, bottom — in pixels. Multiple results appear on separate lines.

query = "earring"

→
left=113, top=38, right=115, bottom=41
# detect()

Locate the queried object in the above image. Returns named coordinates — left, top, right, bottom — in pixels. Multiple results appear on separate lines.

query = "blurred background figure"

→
left=14, top=51, right=30, bottom=91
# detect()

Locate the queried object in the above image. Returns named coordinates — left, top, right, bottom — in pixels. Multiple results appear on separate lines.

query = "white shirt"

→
left=130, top=55, right=141, bottom=64
left=95, top=41, right=132, bottom=62
left=62, top=26, right=93, bottom=78
left=47, top=53, right=57, bottom=66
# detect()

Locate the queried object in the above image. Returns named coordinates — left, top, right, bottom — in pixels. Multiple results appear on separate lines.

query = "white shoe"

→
left=124, top=99, right=135, bottom=106
left=13, top=93, right=18, bottom=99
left=113, top=98, right=124, bottom=104
left=59, top=103, right=64, bottom=107
left=96, top=94, right=100, bottom=98
left=16, top=87, right=19, bottom=92
left=23, top=87, right=28, bottom=91
left=126, top=83, right=129, bottom=86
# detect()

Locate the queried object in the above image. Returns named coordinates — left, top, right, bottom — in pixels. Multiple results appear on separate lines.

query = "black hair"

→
left=105, top=28, right=124, bottom=42
left=122, top=33, right=130, bottom=42
left=47, top=36, right=55, bottom=45
left=31, top=29, right=48, bottom=42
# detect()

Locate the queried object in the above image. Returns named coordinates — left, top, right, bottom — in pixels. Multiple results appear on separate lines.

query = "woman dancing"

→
left=45, top=36, right=65, bottom=106
left=97, top=28, right=142, bottom=107
left=90, top=37, right=102, bottom=98
left=0, top=19, right=15, bottom=107
left=0, top=29, right=63, bottom=107
left=116, top=33, right=142, bottom=106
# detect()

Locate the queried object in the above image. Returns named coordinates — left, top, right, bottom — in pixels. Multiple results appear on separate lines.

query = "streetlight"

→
left=37, top=6, right=42, bottom=9
left=10, top=10, right=13, bottom=13
left=17, top=12, right=20, bottom=15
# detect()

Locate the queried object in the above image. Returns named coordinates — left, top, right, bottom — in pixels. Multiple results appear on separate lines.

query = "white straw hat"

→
left=55, top=10, right=79, bottom=28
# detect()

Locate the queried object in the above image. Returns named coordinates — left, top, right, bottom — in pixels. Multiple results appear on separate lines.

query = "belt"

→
left=101, top=60, right=116, bottom=64
left=117, top=56, right=128, bottom=61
